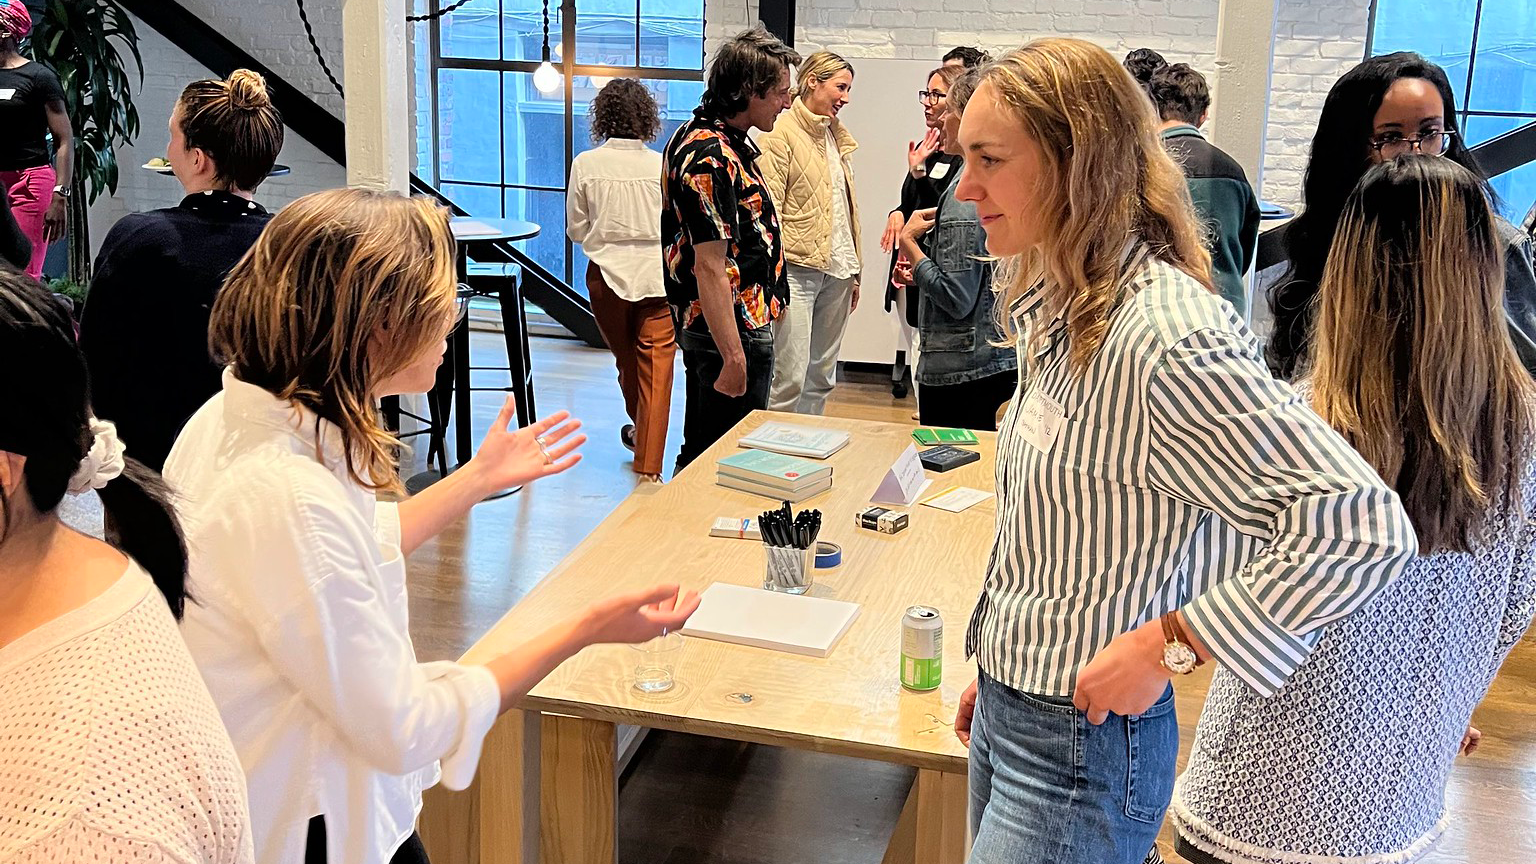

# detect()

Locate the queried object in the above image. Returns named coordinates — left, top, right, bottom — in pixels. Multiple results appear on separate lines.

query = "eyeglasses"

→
left=1370, top=129, right=1456, bottom=158
left=918, top=89, right=948, bottom=105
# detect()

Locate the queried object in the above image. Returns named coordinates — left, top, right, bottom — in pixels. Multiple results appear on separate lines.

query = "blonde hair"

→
left=210, top=189, right=459, bottom=495
left=176, top=69, right=284, bottom=192
left=1309, top=157, right=1535, bottom=553
left=980, top=39, right=1213, bottom=372
left=796, top=50, right=853, bottom=96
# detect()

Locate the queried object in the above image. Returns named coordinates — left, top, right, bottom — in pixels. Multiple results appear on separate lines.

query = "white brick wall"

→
left=1263, top=0, right=1371, bottom=203
left=85, top=9, right=346, bottom=255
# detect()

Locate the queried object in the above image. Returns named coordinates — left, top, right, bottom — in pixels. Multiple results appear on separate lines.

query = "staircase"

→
left=119, top=0, right=606, bottom=349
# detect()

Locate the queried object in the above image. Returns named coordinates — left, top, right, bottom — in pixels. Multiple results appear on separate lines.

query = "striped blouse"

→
left=963, top=255, right=1417, bottom=698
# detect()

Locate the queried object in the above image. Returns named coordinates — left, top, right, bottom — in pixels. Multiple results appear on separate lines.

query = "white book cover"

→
left=739, top=421, right=851, bottom=459
left=679, top=583, right=861, bottom=658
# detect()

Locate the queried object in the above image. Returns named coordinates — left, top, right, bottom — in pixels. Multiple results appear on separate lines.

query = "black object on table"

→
left=392, top=217, right=541, bottom=497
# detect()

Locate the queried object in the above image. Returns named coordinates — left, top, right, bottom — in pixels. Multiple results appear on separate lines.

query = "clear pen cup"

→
left=630, top=630, right=683, bottom=694
left=763, top=544, right=814, bottom=595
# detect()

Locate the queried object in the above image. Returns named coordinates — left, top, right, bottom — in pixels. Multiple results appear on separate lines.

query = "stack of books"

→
left=716, top=449, right=834, bottom=502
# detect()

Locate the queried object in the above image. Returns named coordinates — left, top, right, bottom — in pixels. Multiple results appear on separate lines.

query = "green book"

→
left=912, top=426, right=980, bottom=446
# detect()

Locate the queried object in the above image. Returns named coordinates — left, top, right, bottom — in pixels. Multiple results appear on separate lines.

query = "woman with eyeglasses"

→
left=879, top=64, right=967, bottom=398
left=1172, top=156, right=1536, bottom=864
left=1267, top=52, right=1536, bottom=380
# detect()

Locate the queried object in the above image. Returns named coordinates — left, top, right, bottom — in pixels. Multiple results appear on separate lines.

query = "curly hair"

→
left=589, top=78, right=661, bottom=143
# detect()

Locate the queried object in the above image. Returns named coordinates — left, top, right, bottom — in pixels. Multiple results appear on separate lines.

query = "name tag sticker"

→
left=0, top=89, right=15, bottom=100
left=930, top=161, right=951, bottom=180
left=1018, top=387, right=1065, bottom=454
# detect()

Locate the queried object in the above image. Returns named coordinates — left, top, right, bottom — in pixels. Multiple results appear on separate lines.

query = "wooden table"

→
left=420, top=411, right=995, bottom=864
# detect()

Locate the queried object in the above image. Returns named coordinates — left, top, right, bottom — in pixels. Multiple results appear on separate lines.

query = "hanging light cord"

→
left=541, top=0, right=551, bottom=62
left=293, top=0, right=479, bottom=100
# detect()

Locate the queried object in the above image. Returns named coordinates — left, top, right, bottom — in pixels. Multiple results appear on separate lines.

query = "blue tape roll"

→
left=815, top=541, right=842, bottom=568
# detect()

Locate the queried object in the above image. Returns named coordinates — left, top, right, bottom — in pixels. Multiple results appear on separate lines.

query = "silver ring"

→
left=536, top=435, right=552, bottom=464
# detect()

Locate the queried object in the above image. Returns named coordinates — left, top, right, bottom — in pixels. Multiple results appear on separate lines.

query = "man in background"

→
left=943, top=46, right=988, bottom=69
left=1149, top=62, right=1261, bottom=318
left=662, top=27, right=799, bottom=470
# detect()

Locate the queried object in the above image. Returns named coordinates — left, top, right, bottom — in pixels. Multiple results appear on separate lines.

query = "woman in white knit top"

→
left=0, top=270, right=252, bottom=863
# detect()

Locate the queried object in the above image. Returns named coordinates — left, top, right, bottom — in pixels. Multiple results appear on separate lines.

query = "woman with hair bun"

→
left=80, top=69, right=285, bottom=472
left=0, top=266, right=253, bottom=863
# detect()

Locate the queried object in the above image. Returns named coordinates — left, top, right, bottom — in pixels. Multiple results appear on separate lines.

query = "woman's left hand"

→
left=43, top=197, right=67, bottom=244
left=466, top=397, right=586, bottom=493
left=1073, top=619, right=1172, bottom=725
left=1460, top=724, right=1483, bottom=756
left=850, top=280, right=860, bottom=312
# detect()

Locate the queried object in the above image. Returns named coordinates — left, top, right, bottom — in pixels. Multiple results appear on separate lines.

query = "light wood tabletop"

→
left=425, top=410, right=994, bottom=864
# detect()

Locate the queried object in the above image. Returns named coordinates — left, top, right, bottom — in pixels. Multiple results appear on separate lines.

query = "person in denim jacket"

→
left=896, top=69, right=1018, bottom=430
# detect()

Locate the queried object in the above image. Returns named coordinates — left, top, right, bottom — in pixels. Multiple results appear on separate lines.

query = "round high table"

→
left=401, top=217, right=541, bottom=496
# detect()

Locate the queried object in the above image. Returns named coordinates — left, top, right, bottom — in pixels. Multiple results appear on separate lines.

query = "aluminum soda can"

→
left=900, top=605, right=943, bottom=691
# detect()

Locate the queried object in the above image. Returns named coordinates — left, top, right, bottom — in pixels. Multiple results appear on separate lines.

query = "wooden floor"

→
left=409, top=333, right=1536, bottom=863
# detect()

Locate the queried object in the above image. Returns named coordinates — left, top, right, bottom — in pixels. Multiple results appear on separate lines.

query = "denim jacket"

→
left=912, top=182, right=1019, bottom=386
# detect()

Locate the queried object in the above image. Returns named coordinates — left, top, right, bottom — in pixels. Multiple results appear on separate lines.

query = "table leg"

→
left=417, top=709, right=541, bottom=864
left=497, top=274, right=536, bottom=428
left=883, top=768, right=968, bottom=864
left=539, top=714, right=617, bottom=864
left=453, top=309, right=473, bottom=465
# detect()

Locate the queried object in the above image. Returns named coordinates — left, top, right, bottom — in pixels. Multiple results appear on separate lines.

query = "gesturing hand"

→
left=1072, top=619, right=1172, bottom=725
left=466, top=397, right=585, bottom=492
left=955, top=677, right=978, bottom=746
left=1460, top=724, right=1483, bottom=756
left=908, top=128, right=941, bottom=176
left=581, top=584, right=703, bottom=645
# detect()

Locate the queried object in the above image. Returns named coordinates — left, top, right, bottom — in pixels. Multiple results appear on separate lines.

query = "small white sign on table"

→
left=871, top=444, right=932, bottom=506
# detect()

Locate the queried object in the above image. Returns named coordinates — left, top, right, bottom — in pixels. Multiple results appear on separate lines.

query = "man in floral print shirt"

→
left=663, top=27, right=799, bottom=471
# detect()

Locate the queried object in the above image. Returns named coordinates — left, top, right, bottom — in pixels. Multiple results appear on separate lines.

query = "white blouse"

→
left=566, top=137, right=666, bottom=302
left=0, top=562, right=254, bottom=864
left=164, top=371, right=501, bottom=864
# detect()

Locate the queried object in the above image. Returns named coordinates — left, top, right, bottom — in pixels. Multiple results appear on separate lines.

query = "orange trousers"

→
left=586, top=263, right=677, bottom=476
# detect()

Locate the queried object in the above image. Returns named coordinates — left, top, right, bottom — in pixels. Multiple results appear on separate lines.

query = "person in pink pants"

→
left=0, top=0, right=75, bottom=280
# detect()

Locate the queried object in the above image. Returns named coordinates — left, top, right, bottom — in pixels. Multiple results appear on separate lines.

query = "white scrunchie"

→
left=67, top=418, right=127, bottom=495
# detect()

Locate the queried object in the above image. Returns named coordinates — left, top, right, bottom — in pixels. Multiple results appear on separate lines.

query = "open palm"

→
left=467, top=397, right=586, bottom=490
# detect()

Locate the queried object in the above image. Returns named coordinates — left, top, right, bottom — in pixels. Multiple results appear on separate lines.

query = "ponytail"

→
left=0, top=266, right=190, bottom=617
left=98, top=460, right=190, bottom=619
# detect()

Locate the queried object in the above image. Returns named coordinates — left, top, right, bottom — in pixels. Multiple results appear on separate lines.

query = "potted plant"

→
left=29, top=0, right=142, bottom=285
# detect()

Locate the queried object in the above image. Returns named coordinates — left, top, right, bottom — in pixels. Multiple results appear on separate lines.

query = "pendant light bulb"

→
left=534, top=60, right=562, bottom=94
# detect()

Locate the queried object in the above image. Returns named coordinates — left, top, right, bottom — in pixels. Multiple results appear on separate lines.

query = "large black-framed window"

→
left=1368, top=0, right=1536, bottom=218
left=414, top=0, right=706, bottom=292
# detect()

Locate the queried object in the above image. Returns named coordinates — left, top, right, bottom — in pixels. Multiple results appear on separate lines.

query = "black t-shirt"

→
left=0, top=62, right=66, bottom=170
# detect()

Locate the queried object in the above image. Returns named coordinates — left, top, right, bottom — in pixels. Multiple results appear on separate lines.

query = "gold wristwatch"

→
left=1160, top=611, right=1201, bottom=675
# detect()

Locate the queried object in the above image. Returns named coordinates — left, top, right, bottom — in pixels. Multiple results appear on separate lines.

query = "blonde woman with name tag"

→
left=948, top=40, right=1416, bottom=864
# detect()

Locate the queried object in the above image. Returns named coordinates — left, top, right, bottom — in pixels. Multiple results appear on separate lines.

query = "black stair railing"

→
left=118, top=0, right=605, bottom=348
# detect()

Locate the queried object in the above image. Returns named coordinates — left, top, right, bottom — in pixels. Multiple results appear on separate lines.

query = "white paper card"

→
left=1019, top=387, right=1065, bottom=454
left=680, top=583, right=861, bottom=658
left=871, top=444, right=931, bottom=505
left=450, top=219, right=501, bottom=238
left=920, top=486, right=994, bottom=512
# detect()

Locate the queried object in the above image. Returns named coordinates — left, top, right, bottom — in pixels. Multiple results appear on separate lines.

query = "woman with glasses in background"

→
left=879, top=63, right=967, bottom=400
left=1267, top=52, right=1536, bottom=380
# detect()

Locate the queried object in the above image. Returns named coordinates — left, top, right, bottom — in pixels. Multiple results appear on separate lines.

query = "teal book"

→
left=716, top=449, right=833, bottom=488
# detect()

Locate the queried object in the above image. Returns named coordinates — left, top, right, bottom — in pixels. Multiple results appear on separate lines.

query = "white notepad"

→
left=679, top=583, right=861, bottom=658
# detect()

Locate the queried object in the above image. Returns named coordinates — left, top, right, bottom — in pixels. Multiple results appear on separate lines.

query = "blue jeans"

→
left=969, top=672, right=1178, bottom=864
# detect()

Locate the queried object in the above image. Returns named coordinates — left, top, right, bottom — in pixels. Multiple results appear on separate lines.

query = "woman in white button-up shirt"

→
left=164, top=188, right=700, bottom=864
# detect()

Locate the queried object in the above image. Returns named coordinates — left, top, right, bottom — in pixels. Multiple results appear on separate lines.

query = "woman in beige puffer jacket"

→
left=758, top=51, right=862, bottom=415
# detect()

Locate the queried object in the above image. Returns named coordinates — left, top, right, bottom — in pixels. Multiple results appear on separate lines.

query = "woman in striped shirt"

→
left=949, top=40, right=1417, bottom=864
left=1172, top=158, right=1536, bottom=864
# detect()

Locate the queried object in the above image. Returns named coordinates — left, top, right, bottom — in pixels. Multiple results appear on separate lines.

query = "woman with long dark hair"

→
left=1267, top=52, right=1536, bottom=379
left=1174, top=157, right=1536, bottom=864
left=0, top=267, right=252, bottom=862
